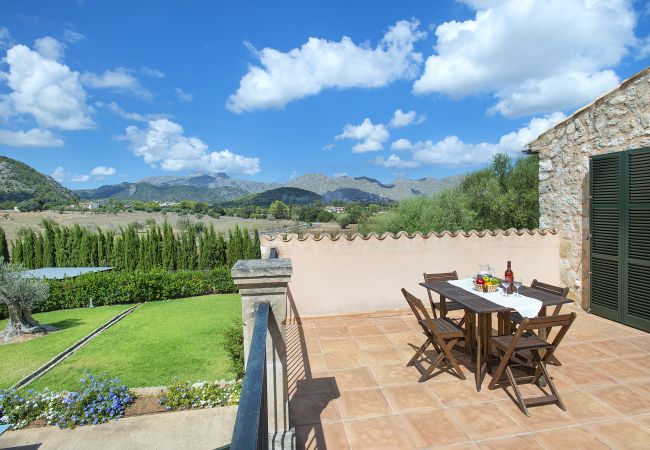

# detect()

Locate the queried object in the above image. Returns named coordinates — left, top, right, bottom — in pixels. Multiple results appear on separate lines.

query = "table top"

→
left=419, top=281, right=573, bottom=314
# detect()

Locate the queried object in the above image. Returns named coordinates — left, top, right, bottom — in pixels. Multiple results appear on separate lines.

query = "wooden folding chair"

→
left=423, top=271, right=466, bottom=327
left=509, top=279, right=569, bottom=365
left=488, top=312, right=576, bottom=416
left=401, top=288, right=466, bottom=382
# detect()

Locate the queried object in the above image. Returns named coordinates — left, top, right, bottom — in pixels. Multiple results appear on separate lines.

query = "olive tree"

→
left=0, top=258, right=54, bottom=341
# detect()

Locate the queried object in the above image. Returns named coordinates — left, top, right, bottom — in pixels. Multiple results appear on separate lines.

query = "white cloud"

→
left=51, top=167, right=66, bottom=182
left=34, top=36, right=65, bottom=62
left=335, top=118, right=389, bottom=153
left=390, top=138, right=413, bottom=151
left=373, top=154, right=421, bottom=169
left=89, top=166, right=116, bottom=177
left=413, top=0, right=636, bottom=116
left=119, top=119, right=261, bottom=175
left=0, top=27, right=12, bottom=49
left=174, top=87, right=193, bottom=102
left=81, top=68, right=151, bottom=99
left=379, top=112, right=565, bottom=169
left=98, top=101, right=170, bottom=123
left=389, top=109, right=424, bottom=128
left=1, top=41, right=94, bottom=130
left=0, top=128, right=63, bottom=147
left=227, top=19, right=426, bottom=112
left=62, top=29, right=85, bottom=44
left=141, top=66, right=165, bottom=78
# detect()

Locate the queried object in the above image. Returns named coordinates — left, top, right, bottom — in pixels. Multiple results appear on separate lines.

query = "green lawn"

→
left=29, top=294, right=241, bottom=391
left=0, top=305, right=131, bottom=389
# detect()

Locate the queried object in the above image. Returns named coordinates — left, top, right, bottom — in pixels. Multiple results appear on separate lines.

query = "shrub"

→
left=0, top=268, right=238, bottom=319
left=159, top=380, right=242, bottom=411
left=0, top=374, right=133, bottom=429
left=221, top=321, right=245, bottom=379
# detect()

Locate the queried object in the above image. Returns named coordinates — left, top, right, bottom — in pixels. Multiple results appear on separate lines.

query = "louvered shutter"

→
left=625, top=149, right=650, bottom=330
left=590, top=153, right=623, bottom=321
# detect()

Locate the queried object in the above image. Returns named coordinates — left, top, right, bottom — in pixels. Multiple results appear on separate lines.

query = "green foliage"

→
left=361, top=154, right=540, bottom=234
left=0, top=258, right=50, bottom=311
left=10, top=221, right=260, bottom=271
left=221, top=320, right=245, bottom=379
left=268, top=200, right=290, bottom=219
left=0, top=226, right=9, bottom=263
left=296, top=204, right=336, bottom=223
left=223, top=187, right=320, bottom=207
left=38, top=268, right=237, bottom=314
left=159, top=381, right=242, bottom=411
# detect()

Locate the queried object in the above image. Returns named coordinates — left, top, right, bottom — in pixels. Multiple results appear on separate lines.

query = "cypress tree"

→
left=0, top=225, right=9, bottom=263
left=252, top=229, right=261, bottom=259
left=162, top=221, right=175, bottom=270
left=242, top=227, right=252, bottom=259
left=42, top=221, right=56, bottom=267
left=216, top=232, right=227, bottom=268
left=11, top=239, right=23, bottom=264
left=22, top=229, right=36, bottom=268
left=34, top=233, right=44, bottom=268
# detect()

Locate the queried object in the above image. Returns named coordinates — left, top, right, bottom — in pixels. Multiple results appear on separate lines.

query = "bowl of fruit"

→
left=474, top=275, right=501, bottom=293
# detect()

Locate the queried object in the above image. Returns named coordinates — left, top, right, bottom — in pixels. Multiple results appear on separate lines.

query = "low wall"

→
left=261, top=230, right=561, bottom=318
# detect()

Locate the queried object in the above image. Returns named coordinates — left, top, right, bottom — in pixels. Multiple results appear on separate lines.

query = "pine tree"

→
left=0, top=225, right=10, bottom=263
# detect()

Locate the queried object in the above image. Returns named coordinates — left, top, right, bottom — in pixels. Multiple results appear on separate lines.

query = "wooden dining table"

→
left=419, top=281, right=573, bottom=391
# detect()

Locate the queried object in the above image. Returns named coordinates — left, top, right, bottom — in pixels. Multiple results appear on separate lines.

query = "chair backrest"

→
left=401, top=288, right=440, bottom=338
left=519, top=312, right=577, bottom=360
left=531, top=279, right=569, bottom=298
left=423, top=271, right=458, bottom=283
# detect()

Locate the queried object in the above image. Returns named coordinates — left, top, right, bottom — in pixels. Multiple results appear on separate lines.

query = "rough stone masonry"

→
left=526, top=67, right=650, bottom=308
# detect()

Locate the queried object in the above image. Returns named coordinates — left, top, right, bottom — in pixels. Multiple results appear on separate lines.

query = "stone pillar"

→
left=231, top=258, right=293, bottom=450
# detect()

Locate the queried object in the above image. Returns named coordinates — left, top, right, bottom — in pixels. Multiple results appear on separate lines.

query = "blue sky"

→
left=1, top=0, right=649, bottom=188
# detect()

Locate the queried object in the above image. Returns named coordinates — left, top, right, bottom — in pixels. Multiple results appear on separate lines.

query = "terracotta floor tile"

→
left=338, top=388, right=391, bottom=419
left=291, top=352, right=328, bottom=373
left=589, top=384, right=650, bottom=415
left=532, top=426, right=610, bottom=449
left=558, top=362, right=617, bottom=387
left=345, top=416, right=414, bottom=450
left=633, top=413, right=650, bottom=429
left=592, top=339, right=648, bottom=358
left=627, top=354, right=650, bottom=372
left=386, top=332, right=425, bottom=350
left=291, top=372, right=338, bottom=398
left=448, top=402, right=525, bottom=440
left=316, top=325, right=350, bottom=338
left=586, top=418, right=650, bottom=449
left=554, top=342, right=609, bottom=364
left=477, top=434, right=543, bottom=449
left=354, top=335, right=393, bottom=350
left=398, top=410, right=470, bottom=448
left=347, top=324, right=383, bottom=337
left=290, top=394, right=341, bottom=425
left=291, top=326, right=318, bottom=339
left=428, top=380, right=492, bottom=406
left=561, top=390, right=624, bottom=423
left=383, top=384, right=442, bottom=412
left=374, top=317, right=411, bottom=333
left=330, top=367, right=378, bottom=391
left=324, top=351, right=364, bottom=370
left=626, top=335, right=650, bottom=353
left=633, top=381, right=650, bottom=396
left=369, top=363, right=421, bottom=386
left=361, top=347, right=404, bottom=366
left=319, top=337, right=358, bottom=353
left=295, top=422, right=350, bottom=450
left=303, top=337, right=322, bottom=354
left=498, top=399, right=575, bottom=432
left=597, top=358, right=650, bottom=382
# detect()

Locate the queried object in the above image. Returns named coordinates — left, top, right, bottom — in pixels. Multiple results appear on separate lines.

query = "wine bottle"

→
left=505, top=261, right=514, bottom=294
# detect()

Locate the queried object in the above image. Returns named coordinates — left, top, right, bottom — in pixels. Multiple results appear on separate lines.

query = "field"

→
left=28, top=294, right=241, bottom=391
left=0, top=210, right=294, bottom=242
left=0, top=305, right=131, bottom=389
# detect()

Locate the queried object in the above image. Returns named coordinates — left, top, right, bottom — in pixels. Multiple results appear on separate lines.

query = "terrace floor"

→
left=287, top=306, right=650, bottom=449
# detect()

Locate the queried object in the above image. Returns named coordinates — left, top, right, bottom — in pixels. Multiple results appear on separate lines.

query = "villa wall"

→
left=527, top=68, right=650, bottom=308
left=261, top=230, right=560, bottom=319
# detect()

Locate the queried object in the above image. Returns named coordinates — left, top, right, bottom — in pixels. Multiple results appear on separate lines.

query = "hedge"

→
left=0, top=269, right=238, bottom=319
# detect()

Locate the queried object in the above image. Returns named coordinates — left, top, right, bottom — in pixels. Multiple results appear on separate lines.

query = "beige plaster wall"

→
left=262, top=230, right=560, bottom=318
left=527, top=68, right=650, bottom=307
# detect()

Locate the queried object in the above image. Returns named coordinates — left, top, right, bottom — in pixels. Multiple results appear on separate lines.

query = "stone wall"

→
left=527, top=68, right=650, bottom=307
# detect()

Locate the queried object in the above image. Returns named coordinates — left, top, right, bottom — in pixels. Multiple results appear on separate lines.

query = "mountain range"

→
left=0, top=156, right=78, bottom=205
left=77, top=172, right=463, bottom=204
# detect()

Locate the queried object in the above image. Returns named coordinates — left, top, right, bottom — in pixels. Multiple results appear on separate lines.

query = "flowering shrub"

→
left=0, top=374, right=133, bottom=429
left=159, top=380, right=242, bottom=411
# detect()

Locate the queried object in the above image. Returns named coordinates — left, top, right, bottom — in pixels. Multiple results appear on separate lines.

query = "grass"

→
left=29, top=294, right=241, bottom=391
left=0, top=305, right=131, bottom=389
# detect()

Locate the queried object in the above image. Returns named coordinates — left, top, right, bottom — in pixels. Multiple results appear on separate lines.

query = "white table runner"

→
left=449, top=278, right=543, bottom=318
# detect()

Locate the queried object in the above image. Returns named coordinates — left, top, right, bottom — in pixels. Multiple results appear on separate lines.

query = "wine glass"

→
left=514, top=278, right=522, bottom=296
left=501, top=280, right=511, bottom=296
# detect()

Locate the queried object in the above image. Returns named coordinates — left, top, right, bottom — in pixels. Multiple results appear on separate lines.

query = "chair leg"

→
left=441, top=338, right=466, bottom=380
left=539, top=360, right=566, bottom=411
left=418, top=352, right=445, bottom=382
left=489, top=349, right=512, bottom=390
left=408, top=336, right=432, bottom=367
left=505, top=365, right=529, bottom=416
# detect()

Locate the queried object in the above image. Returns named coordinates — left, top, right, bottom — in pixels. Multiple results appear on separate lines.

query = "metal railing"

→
left=230, top=302, right=270, bottom=450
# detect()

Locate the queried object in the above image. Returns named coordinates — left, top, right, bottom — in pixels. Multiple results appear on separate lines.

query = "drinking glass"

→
left=514, top=278, right=522, bottom=296
left=501, top=280, right=511, bottom=296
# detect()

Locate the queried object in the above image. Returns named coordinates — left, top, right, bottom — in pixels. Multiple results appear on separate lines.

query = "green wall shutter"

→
left=590, top=148, right=650, bottom=331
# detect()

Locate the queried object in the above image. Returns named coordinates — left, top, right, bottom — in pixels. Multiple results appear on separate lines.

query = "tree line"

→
left=3, top=221, right=261, bottom=271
